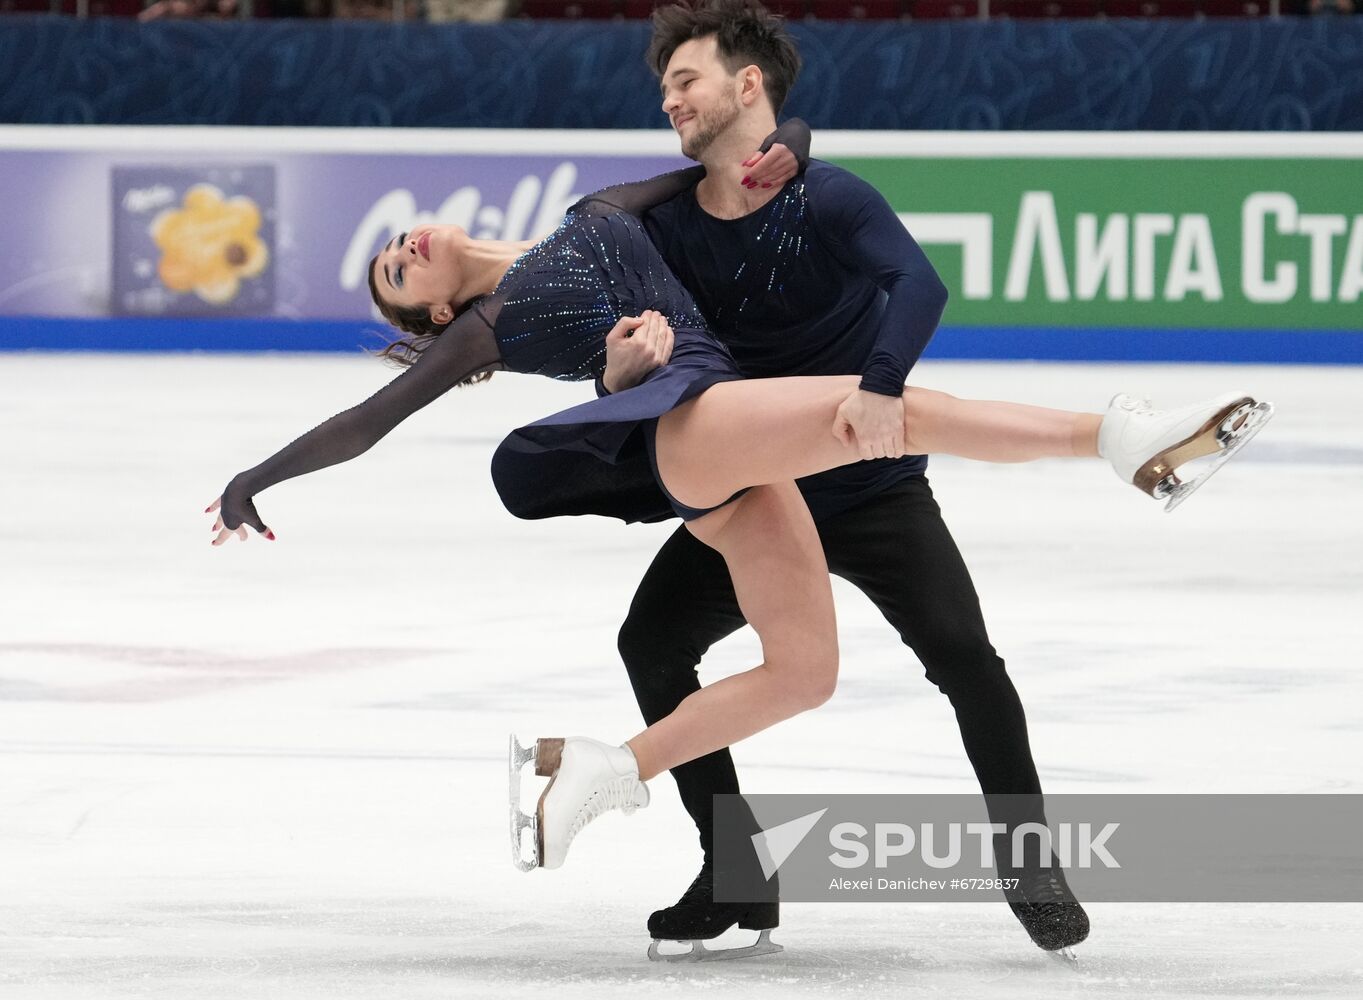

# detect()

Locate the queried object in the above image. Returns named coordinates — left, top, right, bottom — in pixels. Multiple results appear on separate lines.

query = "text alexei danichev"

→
left=831, top=877, right=946, bottom=891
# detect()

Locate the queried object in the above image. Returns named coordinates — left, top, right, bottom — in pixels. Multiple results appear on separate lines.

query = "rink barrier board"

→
left=3, top=316, right=1360, bottom=365
left=2, top=127, right=1360, bottom=363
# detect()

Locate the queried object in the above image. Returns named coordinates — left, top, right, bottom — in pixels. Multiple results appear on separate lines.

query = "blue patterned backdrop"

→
left=1, top=16, right=1360, bottom=129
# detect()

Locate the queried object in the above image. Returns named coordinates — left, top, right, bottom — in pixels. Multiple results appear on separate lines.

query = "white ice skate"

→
left=1098, top=391, right=1274, bottom=512
left=508, top=735, right=649, bottom=871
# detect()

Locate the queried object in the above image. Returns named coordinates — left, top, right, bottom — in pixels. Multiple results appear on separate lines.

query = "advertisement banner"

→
left=1, top=128, right=1359, bottom=361
left=111, top=165, right=278, bottom=317
left=0, top=132, right=684, bottom=327
left=850, top=157, right=1363, bottom=332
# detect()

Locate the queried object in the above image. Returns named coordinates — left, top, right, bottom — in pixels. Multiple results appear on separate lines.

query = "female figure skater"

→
left=208, top=140, right=1270, bottom=872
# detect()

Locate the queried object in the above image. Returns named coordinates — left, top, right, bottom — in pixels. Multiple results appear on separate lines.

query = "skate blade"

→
left=508, top=733, right=540, bottom=872
left=1132, top=395, right=1254, bottom=498
left=647, top=928, right=783, bottom=963
left=1162, top=401, right=1274, bottom=512
left=1047, top=946, right=1080, bottom=970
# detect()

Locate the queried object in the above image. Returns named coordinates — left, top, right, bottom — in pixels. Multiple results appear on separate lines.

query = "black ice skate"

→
left=1004, top=866, right=1090, bottom=967
left=646, top=859, right=782, bottom=963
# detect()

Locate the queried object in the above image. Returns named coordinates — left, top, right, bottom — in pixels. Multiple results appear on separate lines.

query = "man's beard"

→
left=680, top=91, right=742, bottom=161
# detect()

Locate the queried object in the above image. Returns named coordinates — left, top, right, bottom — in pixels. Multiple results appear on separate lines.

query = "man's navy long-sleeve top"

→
left=644, top=159, right=949, bottom=521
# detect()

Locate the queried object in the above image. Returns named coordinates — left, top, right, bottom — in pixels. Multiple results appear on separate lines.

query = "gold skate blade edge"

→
left=1133, top=397, right=1252, bottom=497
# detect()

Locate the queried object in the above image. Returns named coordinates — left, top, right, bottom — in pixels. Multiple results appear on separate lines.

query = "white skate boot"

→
left=508, top=735, right=649, bottom=871
left=1098, top=391, right=1274, bottom=511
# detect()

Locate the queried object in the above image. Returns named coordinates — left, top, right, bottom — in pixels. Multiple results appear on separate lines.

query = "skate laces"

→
left=1014, top=869, right=1070, bottom=916
left=567, top=775, right=645, bottom=842
left=678, top=864, right=715, bottom=905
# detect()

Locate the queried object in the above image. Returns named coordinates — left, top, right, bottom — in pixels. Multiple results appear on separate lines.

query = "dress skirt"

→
left=490, top=327, right=746, bottom=524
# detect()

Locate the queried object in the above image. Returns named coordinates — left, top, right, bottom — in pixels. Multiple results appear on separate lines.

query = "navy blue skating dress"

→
left=215, top=169, right=757, bottom=534
left=486, top=195, right=749, bottom=523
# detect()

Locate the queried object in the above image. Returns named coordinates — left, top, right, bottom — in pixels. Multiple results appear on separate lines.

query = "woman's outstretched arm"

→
left=211, top=307, right=500, bottom=539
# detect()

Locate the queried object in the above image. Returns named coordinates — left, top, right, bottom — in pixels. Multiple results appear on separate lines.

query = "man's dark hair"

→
left=647, top=0, right=803, bottom=117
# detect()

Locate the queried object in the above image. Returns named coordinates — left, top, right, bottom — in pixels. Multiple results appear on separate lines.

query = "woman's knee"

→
left=800, top=668, right=839, bottom=710
left=777, top=646, right=840, bottom=712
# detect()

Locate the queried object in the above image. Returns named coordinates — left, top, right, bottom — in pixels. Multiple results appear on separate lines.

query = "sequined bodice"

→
left=489, top=210, right=710, bottom=382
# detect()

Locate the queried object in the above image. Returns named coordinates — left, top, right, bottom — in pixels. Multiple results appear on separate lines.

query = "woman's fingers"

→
left=741, top=147, right=795, bottom=189
left=205, top=497, right=221, bottom=513
left=210, top=522, right=272, bottom=545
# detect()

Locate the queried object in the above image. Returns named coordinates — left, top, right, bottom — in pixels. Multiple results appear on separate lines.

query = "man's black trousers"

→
left=619, top=475, right=1044, bottom=859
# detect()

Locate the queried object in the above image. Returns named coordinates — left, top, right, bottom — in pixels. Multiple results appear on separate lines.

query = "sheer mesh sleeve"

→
left=218, top=302, right=503, bottom=532
left=574, top=165, right=707, bottom=219
left=574, top=119, right=812, bottom=220
left=765, top=117, right=811, bottom=172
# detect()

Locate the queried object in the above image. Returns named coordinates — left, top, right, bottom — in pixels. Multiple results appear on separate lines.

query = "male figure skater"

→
left=599, top=0, right=1089, bottom=960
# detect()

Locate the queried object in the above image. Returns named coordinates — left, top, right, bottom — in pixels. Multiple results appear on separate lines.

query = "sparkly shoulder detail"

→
left=489, top=209, right=709, bottom=383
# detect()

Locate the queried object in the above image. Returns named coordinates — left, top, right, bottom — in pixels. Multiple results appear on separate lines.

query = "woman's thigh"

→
left=685, top=482, right=838, bottom=682
left=655, top=375, right=865, bottom=511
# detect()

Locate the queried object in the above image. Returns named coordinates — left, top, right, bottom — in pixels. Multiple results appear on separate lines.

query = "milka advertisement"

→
left=0, top=136, right=685, bottom=323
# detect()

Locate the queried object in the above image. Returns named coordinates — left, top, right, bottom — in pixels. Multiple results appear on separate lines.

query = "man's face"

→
left=660, top=36, right=745, bottom=161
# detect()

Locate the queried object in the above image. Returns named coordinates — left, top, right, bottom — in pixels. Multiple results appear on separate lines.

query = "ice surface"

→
left=2, top=355, right=1360, bottom=999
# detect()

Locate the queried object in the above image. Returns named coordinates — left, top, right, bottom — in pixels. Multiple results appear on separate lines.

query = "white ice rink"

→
left=2, top=354, right=1361, bottom=1000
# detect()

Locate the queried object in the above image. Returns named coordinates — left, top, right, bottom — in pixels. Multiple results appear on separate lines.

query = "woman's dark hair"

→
left=647, top=0, right=802, bottom=117
left=365, top=253, right=493, bottom=384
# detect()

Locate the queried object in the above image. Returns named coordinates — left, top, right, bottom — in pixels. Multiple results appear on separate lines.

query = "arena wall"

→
left=2, top=18, right=1361, bottom=131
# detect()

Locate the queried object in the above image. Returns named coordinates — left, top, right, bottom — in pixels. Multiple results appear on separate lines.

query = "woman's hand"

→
left=740, top=144, right=798, bottom=190
left=603, top=310, right=675, bottom=393
left=206, top=487, right=275, bottom=546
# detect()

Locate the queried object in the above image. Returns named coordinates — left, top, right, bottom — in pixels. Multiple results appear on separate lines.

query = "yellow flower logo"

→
left=150, top=185, right=269, bottom=304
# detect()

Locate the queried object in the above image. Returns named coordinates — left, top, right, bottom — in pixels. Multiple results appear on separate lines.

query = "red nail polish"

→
left=740, top=176, right=750, bottom=185
left=266, top=531, right=276, bottom=541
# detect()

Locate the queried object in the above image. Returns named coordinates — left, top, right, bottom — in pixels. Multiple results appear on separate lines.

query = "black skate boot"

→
left=646, top=859, right=781, bottom=962
left=1004, top=866, right=1089, bottom=963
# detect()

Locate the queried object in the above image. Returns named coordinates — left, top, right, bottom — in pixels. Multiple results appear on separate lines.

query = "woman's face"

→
left=371, top=224, right=466, bottom=325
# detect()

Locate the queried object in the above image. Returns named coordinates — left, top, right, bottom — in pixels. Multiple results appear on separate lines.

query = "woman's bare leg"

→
left=622, top=379, right=1101, bottom=779
left=625, top=482, right=838, bottom=782
left=655, top=376, right=1102, bottom=512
